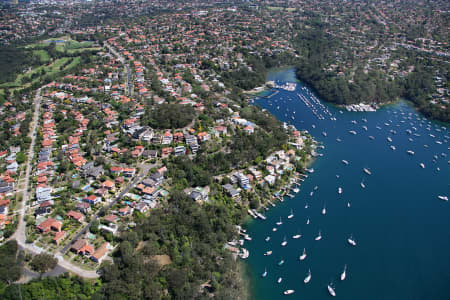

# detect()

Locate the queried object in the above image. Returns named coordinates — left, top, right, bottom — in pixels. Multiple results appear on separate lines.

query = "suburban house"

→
left=71, top=239, right=94, bottom=256
left=90, top=242, right=110, bottom=263
left=36, top=218, right=62, bottom=233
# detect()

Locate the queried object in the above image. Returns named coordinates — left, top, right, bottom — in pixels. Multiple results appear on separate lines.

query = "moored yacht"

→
left=348, top=234, right=357, bottom=246
left=287, top=209, right=294, bottom=219
left=420, top=163, right=425, bottom=168
left=438, top=195, right=448, bottom=201
left=315, top=230, right=322, bottom=241
left=327, top=283, right=336, bottom=297
left=283, top=289, right=294, bottom=295
left=341, top=264, right=347, bottom=281
left=304, top=269, right=311, bottom=283
left=391, top=145, right=396, bottom=150
left=299, top=248, right=307, bottom=260
left=407, top=150, right=415, bottom=155
left=363, top=168, right=372, bottom=175
left=276, top=217, right=283, bottom=226
left=262, top=268, right=267, bottom=277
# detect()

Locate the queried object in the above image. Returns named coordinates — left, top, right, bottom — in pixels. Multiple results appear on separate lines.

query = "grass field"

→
left=0, top=37, right=99, bottom=94
left=0, top=57, right=80, bottom=90
left=267, top=6, right=296, bottom=12
left=33, top=49, right=50, bottom=63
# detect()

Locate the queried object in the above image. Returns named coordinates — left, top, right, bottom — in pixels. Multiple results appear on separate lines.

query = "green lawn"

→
left=33, top=50, right=50, bottom=63
left=0, top=57, right=81, bottom=89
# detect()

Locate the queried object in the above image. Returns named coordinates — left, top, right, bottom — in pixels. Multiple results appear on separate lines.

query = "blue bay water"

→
left=244, top=67, right=450, bottom=300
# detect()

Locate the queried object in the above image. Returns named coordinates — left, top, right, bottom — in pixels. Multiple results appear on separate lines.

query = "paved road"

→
left=8, top=88, right=99, bottom=279
left=10, top=88, right=41, bottom=244
left=104, top=42, right=134, bottom=96
left=60, top=163, right=154, bottom=254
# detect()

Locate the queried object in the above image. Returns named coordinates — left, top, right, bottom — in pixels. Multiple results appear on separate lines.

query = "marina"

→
left=244, top=68, right=449, bottom=300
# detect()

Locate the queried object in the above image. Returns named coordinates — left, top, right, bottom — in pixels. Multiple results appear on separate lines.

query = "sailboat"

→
left=276, top=217, right=283, bottom=226
left=304, top=202, right=309, bottom=209
left=348, top=234, right=357, bottom=246
left=341, top=265, right=347, bottom=281
left=281, top=236, right=288, bottom=247
left=287, top=209, right=294, bottom=219
left=327, top=283, right=336, bottom=297
left=315, top=230, right=322, bottom=241
left=262, top=268, right=268, bottom=277
left=299, top=248, right=307, bottom=260
left=306, top=218, right=310, bottom=225
left=292, top=230, right=301, bottom=239
left=363, top=168, right=372, bottom=175
left=347, top=202, right=351, bottom=208
left=304, top=269, right=311, bottom=283
left=322, top=205, right=326, bottom=215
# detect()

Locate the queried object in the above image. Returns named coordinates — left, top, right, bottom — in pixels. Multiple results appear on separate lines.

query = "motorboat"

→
left=281, top=237, right=288, bottom=247
left=283, top=290, right=294, bottom=295
left=264, top=250, right=273, bottom=256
